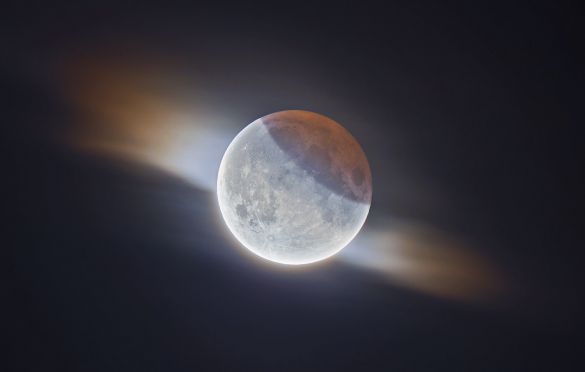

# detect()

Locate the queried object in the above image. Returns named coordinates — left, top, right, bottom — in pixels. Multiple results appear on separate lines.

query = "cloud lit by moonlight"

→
left=59, top=51, right=505, bottom=303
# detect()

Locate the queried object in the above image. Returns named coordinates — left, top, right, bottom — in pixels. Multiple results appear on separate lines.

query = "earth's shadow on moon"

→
left=263, top=110, right=372, bottom=205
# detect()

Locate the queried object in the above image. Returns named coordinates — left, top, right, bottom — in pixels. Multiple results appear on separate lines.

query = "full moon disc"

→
left=217, top=110, right=372, bottom=265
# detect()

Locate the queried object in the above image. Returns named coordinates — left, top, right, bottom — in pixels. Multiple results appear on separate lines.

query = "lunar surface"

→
left=217, top=110, right=372, bottom=265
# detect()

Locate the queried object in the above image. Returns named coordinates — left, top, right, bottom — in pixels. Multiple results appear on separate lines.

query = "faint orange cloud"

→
left=340, top=219, right=505, bottom=303
left=58, top=50, right=232, bottom=191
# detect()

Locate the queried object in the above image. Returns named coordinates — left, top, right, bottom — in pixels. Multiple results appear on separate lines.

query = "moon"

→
left=217, top=110, right=372, bottom=265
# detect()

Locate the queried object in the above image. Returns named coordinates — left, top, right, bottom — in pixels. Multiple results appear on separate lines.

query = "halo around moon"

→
left=217, top=110, right=372, bottom=265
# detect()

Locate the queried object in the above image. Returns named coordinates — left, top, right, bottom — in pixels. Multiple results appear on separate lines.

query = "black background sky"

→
left=5, top=1, right=583, bottom=371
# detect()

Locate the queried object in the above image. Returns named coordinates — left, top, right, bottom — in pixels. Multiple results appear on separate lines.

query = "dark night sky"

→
left=5, top=1, right=583, bottom=371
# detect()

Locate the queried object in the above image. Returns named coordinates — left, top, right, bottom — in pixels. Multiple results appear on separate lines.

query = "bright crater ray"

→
left=217, top=110, right=372, bottom=265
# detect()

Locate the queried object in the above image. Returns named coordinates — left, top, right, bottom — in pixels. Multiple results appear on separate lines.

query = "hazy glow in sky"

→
left=62, top=52, right=504, bottom=303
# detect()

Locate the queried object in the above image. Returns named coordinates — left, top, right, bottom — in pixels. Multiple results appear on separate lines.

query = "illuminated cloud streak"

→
left=339, top=219, right=505, bottom=303
left=60, top=51, right=505, bottom=304
left=61, top=52, right=233, bottom=192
